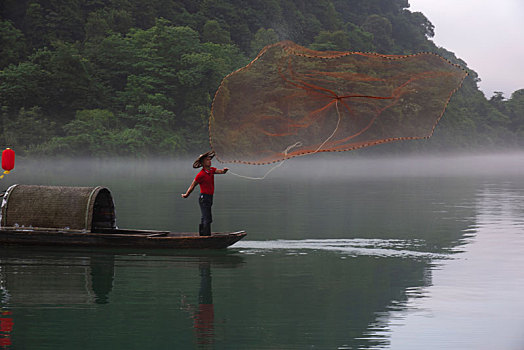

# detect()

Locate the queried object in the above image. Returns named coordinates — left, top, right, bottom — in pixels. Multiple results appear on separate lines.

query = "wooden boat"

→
left=0, top=184, right=246, bottom=249
left=0, top=227, right=247, bottom=249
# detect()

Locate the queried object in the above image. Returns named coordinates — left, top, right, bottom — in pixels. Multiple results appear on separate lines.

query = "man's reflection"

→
left=194, top=262, right=214, bottom=345
left=182, top=262, right=215, bottom=346
left=0, top=310, right=13, bottom=348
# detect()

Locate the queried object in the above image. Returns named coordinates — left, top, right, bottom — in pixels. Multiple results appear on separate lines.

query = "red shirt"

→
left=195, top=167, right=216, bottom=195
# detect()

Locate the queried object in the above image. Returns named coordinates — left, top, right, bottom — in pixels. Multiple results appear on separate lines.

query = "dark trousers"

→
left=199, top=194, right=213, bottom=225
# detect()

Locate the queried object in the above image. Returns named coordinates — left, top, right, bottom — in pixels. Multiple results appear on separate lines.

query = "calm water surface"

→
left=1, top=153, right=524, bottom=349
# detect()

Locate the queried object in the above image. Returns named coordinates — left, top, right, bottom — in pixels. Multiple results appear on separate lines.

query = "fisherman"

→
left=181, top=151, right=228, bottom=236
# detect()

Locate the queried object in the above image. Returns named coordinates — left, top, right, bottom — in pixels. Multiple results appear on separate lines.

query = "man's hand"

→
left=181, top=193, right=189, bottom=198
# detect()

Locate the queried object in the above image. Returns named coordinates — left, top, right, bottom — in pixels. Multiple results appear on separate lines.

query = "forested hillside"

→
left=1, top=0, right=523, bottom=156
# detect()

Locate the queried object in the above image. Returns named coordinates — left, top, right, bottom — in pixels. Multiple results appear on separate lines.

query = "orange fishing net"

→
left=210, top=41, right=467, bottom=164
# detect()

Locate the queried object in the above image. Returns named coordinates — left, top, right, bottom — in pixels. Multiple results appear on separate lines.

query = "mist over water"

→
left=6, top=150, right=524, bottom=182
left=1, top=151, right=524, bottom=349
left=4, top=151, right=522, bottom=235
left=234, top=151, right=524, bottom=179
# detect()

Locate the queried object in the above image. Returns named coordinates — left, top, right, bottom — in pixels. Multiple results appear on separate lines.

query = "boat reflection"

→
left=0, top=247, right=244, bottom=348
left=0, top=248, right=114, bottom=305
left=89, top=255, right=115, bottom=305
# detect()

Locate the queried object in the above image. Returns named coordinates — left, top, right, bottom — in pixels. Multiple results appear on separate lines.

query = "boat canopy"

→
left=0, top=184, right=116, bottom=231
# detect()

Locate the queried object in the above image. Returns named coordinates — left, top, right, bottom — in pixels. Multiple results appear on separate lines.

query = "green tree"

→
left=30, top=43, right=96, bottom=120
left=310, top=30, right=350, bottom=51
left=250, top=28, right=279, bottom=56
left=362, top=14, right=394, bottom=52
left=0, top=0, right=521, bottom=155
left=202, top=20, right=231, bottom=44
left=343, top=23, right=374, bottom=51
left=505, top=89, right=524, bottom=144
left=0, top=61, right=49, bottom=111
left=128, top=104, right=183, bottom=154
left=3, top=107, right=56, bottom=153
left=85, top=9, right=133, bottom=42
left=41, top=109, right=124, bottom=155
left=389, top=11, right=435, bottom=53
left=23, top=2, right=48, bottom=48
left=0, top=20, right=26, bottom=68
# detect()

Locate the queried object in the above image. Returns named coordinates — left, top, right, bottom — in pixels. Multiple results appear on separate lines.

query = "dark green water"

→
left=1, top=153, right=524, bottom=349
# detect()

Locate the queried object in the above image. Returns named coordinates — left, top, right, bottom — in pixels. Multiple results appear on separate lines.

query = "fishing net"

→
left=210, top=41, right=468, bottom=164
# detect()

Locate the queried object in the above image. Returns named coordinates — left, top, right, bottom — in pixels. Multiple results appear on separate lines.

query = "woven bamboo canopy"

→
left=0, top=184, right=116, bottom=231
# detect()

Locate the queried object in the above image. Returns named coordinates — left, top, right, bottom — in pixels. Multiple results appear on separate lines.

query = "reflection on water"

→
left=0, top=248, right=243, bottom=349
left=90, top=255, right=115, bottom=305
left=0, top=310, right=12, bottom=348
left=183, top=263, right=215, bottom=346
left=0, top=244, right=452, bottom=349
left=0, top=154, right=523, bottom=348
left=368, top=181, right=524, bottom=349
left=0, top=245, right=440, bottom=349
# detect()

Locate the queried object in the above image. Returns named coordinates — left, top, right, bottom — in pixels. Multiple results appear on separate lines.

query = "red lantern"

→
left=2, top=148, right=15, bottom=172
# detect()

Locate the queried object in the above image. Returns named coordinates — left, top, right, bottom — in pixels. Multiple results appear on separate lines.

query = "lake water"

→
left=1, top=153, right=524, bottom=349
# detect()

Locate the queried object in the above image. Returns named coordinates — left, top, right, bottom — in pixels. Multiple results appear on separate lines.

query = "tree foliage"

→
left=0, top=0, right=522, bottom=156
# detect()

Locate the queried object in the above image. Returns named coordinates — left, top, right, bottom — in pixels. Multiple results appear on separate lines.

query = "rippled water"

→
left=235, top=239, right=449, bottom=259
left=1, top=153, right=524, bottom=349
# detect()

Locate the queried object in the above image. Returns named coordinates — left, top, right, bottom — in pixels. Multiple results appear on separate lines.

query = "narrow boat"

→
left=0, top=184, right=246, bottom=249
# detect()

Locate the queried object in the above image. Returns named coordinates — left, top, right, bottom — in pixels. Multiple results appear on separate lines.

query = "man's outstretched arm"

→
left=215, top=168, right=229, bottom=174
left=181, top=179, right=198, bottom=198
